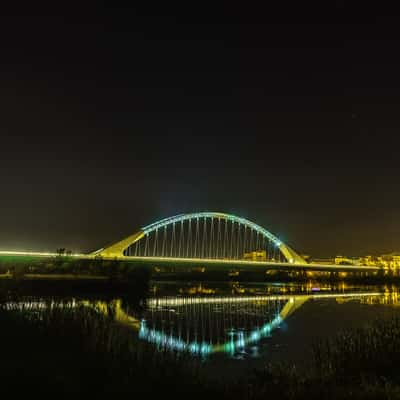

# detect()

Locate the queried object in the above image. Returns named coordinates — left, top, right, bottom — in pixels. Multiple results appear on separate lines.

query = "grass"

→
left=312, top=317, right=400, bottom=383
left=0, top=254, right=47, bottom=263
left=0, top=298, right=212, bottom=397
left=247, top=317, right=400, bottom=399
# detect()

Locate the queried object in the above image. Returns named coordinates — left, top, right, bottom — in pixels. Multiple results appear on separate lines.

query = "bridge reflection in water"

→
left=134, top=292, right=384, bottom=357
left=7, top=290, right=399, bottom=359
left=138, top=296, right=304, bottom=356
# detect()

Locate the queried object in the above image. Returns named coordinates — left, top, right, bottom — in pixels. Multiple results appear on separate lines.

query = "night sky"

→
left=0, top=3, right=399, bottom=258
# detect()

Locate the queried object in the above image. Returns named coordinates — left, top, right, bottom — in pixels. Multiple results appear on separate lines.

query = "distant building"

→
left=357, top=253, right=400, bottom=270
left=379, top=253, right=400, bottom=269
left=334, top=255, right=360, bottom=266
left=308, top=253, right=400, bottom=270
left=309, top=258, right=335, bottom=265
left=243, top=250, right=267, bottom=261
left=359, top=255, right=381, bottom=267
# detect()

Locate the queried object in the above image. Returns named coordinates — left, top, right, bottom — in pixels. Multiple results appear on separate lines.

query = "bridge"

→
left=92, top=212, right=305, bottom=263
left=89, top=211, right=377, bottom=272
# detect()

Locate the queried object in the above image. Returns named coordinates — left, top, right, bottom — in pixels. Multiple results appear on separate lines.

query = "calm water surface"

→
left=14, top=281, right=400, bottom=376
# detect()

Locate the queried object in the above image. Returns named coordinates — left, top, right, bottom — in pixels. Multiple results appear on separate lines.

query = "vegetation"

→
left=0, top=259, right=152, bottom=300
left=2, top=292, right=400, bottom=398
left=0, top=299, right=209, bottom=397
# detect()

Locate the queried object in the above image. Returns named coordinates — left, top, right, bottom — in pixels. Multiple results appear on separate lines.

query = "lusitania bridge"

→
left=0, top=211, right=379, bottom=272
left=88, top=211, right=376, bottom=272
left=92, top=212, right=305, bottom=263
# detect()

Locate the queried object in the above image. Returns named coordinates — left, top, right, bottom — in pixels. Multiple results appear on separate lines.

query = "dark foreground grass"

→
left=2, top=298, right=400, bottom=399
left=0, top=299, right=213, bottom=398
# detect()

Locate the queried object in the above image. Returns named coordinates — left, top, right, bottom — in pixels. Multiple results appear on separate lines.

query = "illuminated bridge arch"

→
left=93, top=212, right=305, bottom=264
left=138, top=295, right=309, bottom=356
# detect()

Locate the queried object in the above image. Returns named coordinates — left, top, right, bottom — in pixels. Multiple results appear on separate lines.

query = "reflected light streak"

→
left=146, top=292, right=383, bottom=308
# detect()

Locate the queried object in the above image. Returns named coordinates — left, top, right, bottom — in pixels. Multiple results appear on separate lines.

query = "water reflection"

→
left=137, top=292, right=382, bottom=357
left=5, top=282, right=400, bottom=362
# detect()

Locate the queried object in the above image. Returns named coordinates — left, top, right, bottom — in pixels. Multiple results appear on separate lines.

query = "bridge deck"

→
left=0, top=251, right=379, bottom=272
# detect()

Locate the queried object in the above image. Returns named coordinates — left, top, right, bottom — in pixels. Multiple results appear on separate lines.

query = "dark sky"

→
left=0, top=2, right=399, bottom=257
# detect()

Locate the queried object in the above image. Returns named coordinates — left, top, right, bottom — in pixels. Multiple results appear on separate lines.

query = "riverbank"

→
left=0, top=254, right=390, bottom=285
left=0, top=268, right=151, bottom=298
left=0, top=258, right=398, bottom=286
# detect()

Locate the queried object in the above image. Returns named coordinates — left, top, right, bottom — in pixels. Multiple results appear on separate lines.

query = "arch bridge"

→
left=92, top=212, right=306, bottom=264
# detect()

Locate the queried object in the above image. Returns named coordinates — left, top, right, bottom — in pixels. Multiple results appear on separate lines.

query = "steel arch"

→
left=92, top=211, right=305, bottom=264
